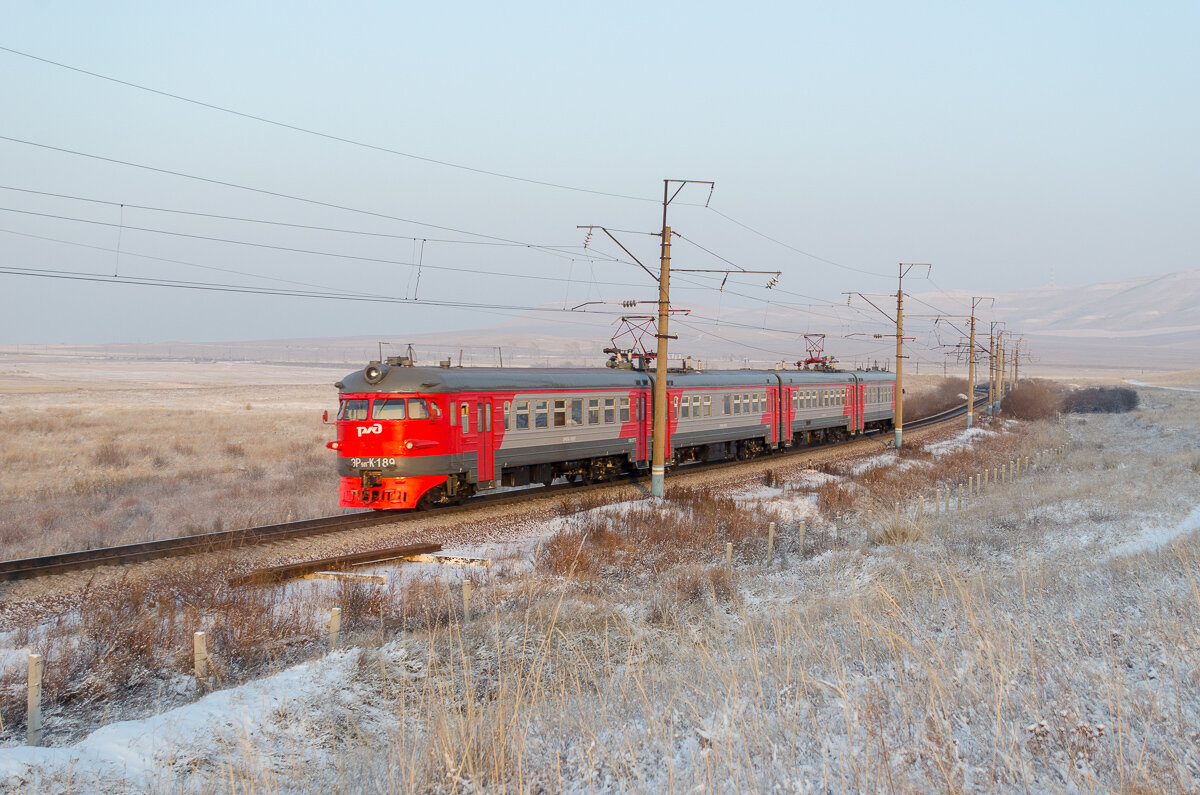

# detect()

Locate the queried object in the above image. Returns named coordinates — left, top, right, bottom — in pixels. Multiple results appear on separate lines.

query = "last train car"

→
left=330, top=358, right=651, bottom=509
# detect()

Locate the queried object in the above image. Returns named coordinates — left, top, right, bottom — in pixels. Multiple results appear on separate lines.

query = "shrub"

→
left=1001, top=380, right=1064, bottom=420
left=905, top=378, right=968, bottom=421
left=1062, top=386, right=1139, bottom=414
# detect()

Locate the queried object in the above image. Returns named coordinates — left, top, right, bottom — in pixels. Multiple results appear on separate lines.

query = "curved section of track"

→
left=1, top=396, right=986, bottom=583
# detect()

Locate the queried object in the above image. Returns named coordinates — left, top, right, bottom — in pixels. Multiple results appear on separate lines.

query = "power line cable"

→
left=0, top=45, right=657, bottom=203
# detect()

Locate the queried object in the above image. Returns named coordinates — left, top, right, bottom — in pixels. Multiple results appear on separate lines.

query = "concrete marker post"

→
left=725, top=542, right=733, bottom=573
left=462, top=580, right=473, bottom=622
left=958, top=483, right=963, bottom=509
left=27, top=653, right=43, bottom=747
left=193, top=631, right=208, bottom=680
left=329, top=607, right=342, bottom=650
left=797, top=521, right=806, bottom=555
left=767, top=522, right=775, bottom=566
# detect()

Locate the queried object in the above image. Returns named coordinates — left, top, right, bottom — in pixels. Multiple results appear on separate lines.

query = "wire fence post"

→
left=193, top=631, right=208, bottom=680
left=329, top=607, right=342, bottom=650
left=27, top=653, right=43, bottom=747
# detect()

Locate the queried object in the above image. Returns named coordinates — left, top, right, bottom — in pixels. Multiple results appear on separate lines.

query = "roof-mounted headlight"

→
left=363, top=361, right=388, bottom=384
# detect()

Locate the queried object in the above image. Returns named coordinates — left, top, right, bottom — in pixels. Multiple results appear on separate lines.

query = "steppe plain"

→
left=1, top=352, right=1199, bottom=793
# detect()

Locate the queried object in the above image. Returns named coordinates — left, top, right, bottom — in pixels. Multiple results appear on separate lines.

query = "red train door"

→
left=478, top=400, right=494, bottom=485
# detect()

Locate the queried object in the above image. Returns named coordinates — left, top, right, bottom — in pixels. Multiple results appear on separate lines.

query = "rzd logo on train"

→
left=356, top=423, right=383, bottom=437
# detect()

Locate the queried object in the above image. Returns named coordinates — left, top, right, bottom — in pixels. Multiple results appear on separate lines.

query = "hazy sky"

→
left=2, top=1, right=1197, bottom=348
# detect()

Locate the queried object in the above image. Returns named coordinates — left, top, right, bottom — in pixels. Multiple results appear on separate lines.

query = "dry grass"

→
left=0, top=385, right=341, bottom=558
left=6, top=384, right=1200, bottom=793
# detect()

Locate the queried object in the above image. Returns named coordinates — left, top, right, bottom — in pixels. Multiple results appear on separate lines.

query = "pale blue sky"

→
left=1, top=1, right=1196, bottom=345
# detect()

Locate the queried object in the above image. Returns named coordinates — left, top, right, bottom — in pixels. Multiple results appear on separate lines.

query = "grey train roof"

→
left=339, top=365, right=893, bottom=395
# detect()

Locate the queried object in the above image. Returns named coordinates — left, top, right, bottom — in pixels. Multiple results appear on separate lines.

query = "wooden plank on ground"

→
left=231, top=542, right=440, bottom=587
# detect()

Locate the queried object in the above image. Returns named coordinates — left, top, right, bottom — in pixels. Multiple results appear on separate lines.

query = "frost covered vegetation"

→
left=3, top=383, right=1200, bottom=792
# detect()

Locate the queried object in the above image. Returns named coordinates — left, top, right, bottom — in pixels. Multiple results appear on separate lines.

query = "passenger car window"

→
left=535, top=400, right=548, bottom=428
left=587, top=399, right=599, bottom=425
left=604, top=398, right=615, bottom=423
left=515, top=400, right=529, bottom=430
left=554, top=400, right=567, bottom=427
left=619, top=397, right=629, bottom=423
left=571, top=399, right=584, bottom=425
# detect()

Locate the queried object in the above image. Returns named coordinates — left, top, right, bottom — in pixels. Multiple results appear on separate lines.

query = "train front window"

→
left=372, top=399, right=406, bottom=420
left=408, top=398, right=430, bottom=419
left=339, top=398, right=369, bottom=421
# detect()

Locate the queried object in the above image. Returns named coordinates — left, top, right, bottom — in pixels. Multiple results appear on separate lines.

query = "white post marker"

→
left=798, top=521, right=806, bottom=555
left=726, top=542, right=733, bottom=573
left=767, top=522, right=775, bottom=566
left=193, top=631, right=208, bottom=679
left=462, top=580, right=473, bottom=622
left=27, top=653, right=43, bottom=747
left=329, top=607, right=342, bottom=650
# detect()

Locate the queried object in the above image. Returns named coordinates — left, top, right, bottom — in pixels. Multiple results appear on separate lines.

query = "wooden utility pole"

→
left=893, top=263, right=929, bottom=449
left=651, top=219, right=671, bottom=498
left=967, top=312, right=978, bottom=429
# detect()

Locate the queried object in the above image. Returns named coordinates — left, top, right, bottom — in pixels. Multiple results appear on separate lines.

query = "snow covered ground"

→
left=3, top=385, right=1200, bottom=792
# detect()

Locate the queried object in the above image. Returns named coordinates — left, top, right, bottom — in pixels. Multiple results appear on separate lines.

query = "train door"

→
left=477, top=400, right=494, bottom=486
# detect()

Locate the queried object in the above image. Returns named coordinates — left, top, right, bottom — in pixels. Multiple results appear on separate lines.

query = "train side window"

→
left=339, top=398, right=369, bottom=421
left=680, top=397, right=689, bottom=419
left=571, top=399, right=584, bottom=425
left=504, top=401, right=511, bottom=430
left=450, top=401, right=457, bottom=426
left=619, top=397, right=630, bottom=423
left=535, top=400, right=548, bottom=428
left=408, top=398, right=430, bottom=420
left=692, top=395, right=701, bottom=416
left=461, top=402, right=470, bottom=431
left=733, top=394, right=741, bottom=415
left=604, top=398, right=616, bottom=423
left=515, top=400, right=529, bottom=430
left=587, top=398, right=599, bottom=424
left=371, top=398, right=406, bottom=420
left=553, top=400, right=566, bottom=427
left=750, top=394, right=758, bottom=413
left=723, top=394, right=731, bottom=414
left=703, top=395, right=712, bottom=417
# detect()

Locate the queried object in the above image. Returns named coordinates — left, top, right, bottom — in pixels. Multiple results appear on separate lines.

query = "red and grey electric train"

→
left=329, top=358, right=896, bottom=509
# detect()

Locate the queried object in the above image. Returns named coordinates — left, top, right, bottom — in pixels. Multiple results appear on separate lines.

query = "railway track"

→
left=0, top=398, right=983, bottom=584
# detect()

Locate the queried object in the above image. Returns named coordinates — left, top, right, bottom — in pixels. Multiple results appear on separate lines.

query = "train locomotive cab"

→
left=331, top=360, right=454, bottom=510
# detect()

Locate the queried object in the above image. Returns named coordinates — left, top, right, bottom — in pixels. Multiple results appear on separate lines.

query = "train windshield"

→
left=369, top=397, right=432, bottom=421
left=338, top=398, right=369, bottom=421
left=372, top=398, right=407, bottom=420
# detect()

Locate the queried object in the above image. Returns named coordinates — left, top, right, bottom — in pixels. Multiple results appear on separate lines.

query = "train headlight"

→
left=363, top=361, right=388, bottom=384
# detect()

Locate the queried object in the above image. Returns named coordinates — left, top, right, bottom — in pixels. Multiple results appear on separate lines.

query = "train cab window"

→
left=604, top=398, right=615, bottom=423
left=409, top=398, right=430, bottom=420
left=587, top=399, right=600, bottom=424
left=504, top=401, right=511, bottom=430
left=460, top=402, right=470, bottom=432
left=535, top=400, right=548, bottom=428
left=554, top=400, right=567, bottom=427
left=370, top=398, right=405, bottom=420
left=571, top=399, right=584, bottom=425
left=619, top=397, right=630, bottom=423
left=338, top=398, right=369, bottom=421
left=515, top=401, right=529, bottom=430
